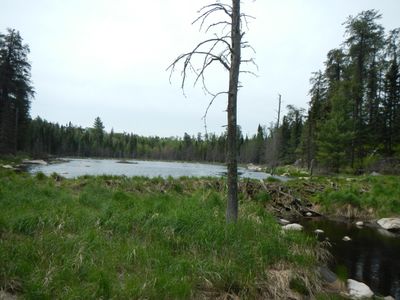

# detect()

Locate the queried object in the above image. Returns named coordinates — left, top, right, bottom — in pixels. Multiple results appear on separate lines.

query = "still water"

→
left=28, top=158, right=276, bottom=180
left=302, top=218, right=400, bottom=299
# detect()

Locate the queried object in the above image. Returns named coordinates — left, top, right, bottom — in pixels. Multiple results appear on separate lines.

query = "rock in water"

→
left=377, top=218, right=400, bottom=231
left=22, top=159, right=48, bottom=165
left=318, top=266, right=345, bottom=291
left=355, top=221, right=364, bottom=227
left=282, top=223, right=303, bottom=231
left=347, top=279, right=374, bottom=299
left=315, top=229, right=324, bottom=234
left=377, top=228, right=399, bottom=238
left=342, top=236, right=352, bottom=241
left=318, top=266, right=337, bottom=283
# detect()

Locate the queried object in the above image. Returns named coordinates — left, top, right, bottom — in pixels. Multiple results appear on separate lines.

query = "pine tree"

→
left=383, top=29, right=400, bottom=155
left=317, top=84, right=354, bottom=172
left=0, top=29, right=34, bottom=154
left=344, top=10, right=384, bottom=167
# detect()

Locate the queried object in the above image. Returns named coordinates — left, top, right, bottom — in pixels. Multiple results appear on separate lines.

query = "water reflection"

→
left=302, top=218, right=400, bottom=298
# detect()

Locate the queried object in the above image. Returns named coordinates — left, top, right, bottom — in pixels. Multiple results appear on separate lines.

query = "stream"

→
left=301, top=218, right=400, bottom=298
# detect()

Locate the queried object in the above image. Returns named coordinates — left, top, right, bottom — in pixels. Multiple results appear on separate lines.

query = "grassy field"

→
left=0, top=169, right=327, bottom=299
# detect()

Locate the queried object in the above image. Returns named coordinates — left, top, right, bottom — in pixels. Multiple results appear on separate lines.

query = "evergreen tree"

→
left=383, top=29, right=400, bottom=155
left=0, top=29, right=34, bottom=154
left=305, top=71, right=328, bottom=168
left=254, top=124, right=265, bottom=164
left=93, top=117, right=104, bottom=140
left=317, top=83, right=354, bottom=172
left=344, top=10, right=384, bottom=167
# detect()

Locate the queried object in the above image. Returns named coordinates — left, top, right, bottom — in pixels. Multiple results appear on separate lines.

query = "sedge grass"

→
left=301, top=175, right=400, bottom=218
left=0, top=170, right=324, bottom=299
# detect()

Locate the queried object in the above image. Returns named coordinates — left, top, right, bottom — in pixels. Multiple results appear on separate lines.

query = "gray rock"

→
left=377, top=228, right=399, bottom=238
left=282, top=223, right=303, bottom=231
left=318, top=266, right=337, bottom=283
left=377, top=218, right=400, bottom=231
left=383, top=296, right=395, bottom=300
left=306, top=212, right=313, bottom=217
left=22, top=159, right=48, bottom=165
left=343, top=236, right=352, bottom=241
left=370, top=171, right=381, bottom=176
left=278, top=218, right=290, bottom=225
left=247, top=163, right=262, bottom=171
left=347, top=279, right=374, bottom=299
left=314, top=229, right=324, bottom=234
left=355, top=221, right=364, bottom=227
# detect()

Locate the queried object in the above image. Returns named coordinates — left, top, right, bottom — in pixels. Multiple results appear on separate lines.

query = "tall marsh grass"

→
left=0, top=171, right=324, bottom=299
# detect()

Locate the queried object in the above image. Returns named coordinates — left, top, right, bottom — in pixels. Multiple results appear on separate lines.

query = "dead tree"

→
left=168, top=0, right=255, bottom=223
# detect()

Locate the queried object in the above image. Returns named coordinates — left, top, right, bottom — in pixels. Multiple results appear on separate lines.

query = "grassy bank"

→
left=0, top=170, right=326, bottom=299
left=285, top=175, right=400, bottom=219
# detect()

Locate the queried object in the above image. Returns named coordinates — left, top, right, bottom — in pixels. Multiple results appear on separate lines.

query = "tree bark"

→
left=226, top=0, right=241, bottom=223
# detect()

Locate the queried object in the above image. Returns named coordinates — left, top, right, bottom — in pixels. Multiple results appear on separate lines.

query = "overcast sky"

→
left=1, top=1, right=399, bottom=137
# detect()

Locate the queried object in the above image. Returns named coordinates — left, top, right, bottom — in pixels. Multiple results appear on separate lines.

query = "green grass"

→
left=0, top=154, right=29, bottom=166
left=0, top=170, right=324, bottom=299
left=314, top=176, right=400, bottom=217
left=286, top=175, right=400, bottom=218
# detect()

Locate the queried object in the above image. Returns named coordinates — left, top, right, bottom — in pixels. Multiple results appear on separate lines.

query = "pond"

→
left=301, top=218, right=400, bottom=299
left=27, top=158, right=279, bottom=180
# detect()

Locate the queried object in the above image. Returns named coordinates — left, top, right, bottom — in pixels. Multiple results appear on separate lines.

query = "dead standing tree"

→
left=168, top=0, right=255, bottom=223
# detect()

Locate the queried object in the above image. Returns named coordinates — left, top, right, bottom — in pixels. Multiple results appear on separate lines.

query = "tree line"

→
left=25, top=116, right=272, bottom=164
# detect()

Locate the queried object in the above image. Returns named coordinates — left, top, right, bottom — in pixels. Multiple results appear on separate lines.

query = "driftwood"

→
left=237, top=180, right=323, bottom=220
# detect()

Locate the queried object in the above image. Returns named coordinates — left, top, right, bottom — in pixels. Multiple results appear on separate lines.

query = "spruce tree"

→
left=344, top=10, right=384, bottom=168
left=0, top=29, right=34, bottom=154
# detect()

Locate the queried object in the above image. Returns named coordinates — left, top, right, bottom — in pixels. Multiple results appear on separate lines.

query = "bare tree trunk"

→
left=277, top=94, right=282, bottom=128
left=226, top=0, right=241, bottom=223
left=168, top=0, right=254, bottom=222
left=14, top=107, right=19, bottom=154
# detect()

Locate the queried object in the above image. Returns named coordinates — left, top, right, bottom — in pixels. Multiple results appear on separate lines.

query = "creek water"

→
left=27, top=158, right=279, bottom=180
left=301, top=218, right=400, bottom=299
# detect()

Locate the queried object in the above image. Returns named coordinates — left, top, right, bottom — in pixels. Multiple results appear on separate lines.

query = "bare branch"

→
left=168, top=37, right=231, bottom=69
left=197, top=3, right=232, bottom=20
left=240, top=13, right=256, bottom=20
left=241, top=57, right=259, bottom=71
left=172, top=50, right=230, bottom=73
left=193, top=4, right=232, bottom=31
left=202, top=91, right=229, bottom=134
left=194, top=36, right=232, bottom=89
left=239, top=70, right=258, bottom=77
left=241, top=41, right=256, bottom=54
left=240, top=13, right=255, bottom=31
left=206, top=21, right=231, bottom=33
